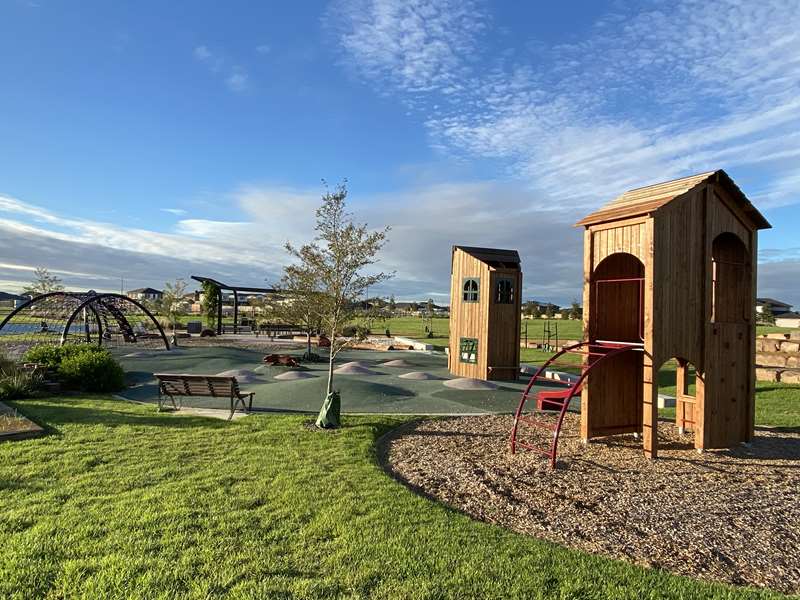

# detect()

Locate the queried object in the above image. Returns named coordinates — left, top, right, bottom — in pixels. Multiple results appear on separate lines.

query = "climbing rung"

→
left=518, top=415, right=558, bottom=431
left=515, top=440, right=553, bottom=456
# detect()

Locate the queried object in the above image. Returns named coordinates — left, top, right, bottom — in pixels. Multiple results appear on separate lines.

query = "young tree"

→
left=545, top=303, right=557, bottom=319
left=159, top=279, right=187, bottom=347
left=388, top=294, right=396, bottom=313
left=272, top=263, right=324, bottom=360
left=569, top=300, right=582, bottom=320
left=287, top=182, right=391, bottom=428
left=22, top=267, right=64, bottom=297
left=200, top=280, right=220, bottom=330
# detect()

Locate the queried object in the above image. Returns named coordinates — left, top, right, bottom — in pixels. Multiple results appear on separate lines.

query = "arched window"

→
left=462, top=278, right=479, bottom=303
left=711, top=232, right=750, bottom=324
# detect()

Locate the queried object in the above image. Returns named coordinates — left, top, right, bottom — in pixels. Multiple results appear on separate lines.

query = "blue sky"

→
left=1, top=0, right=799, bottom=306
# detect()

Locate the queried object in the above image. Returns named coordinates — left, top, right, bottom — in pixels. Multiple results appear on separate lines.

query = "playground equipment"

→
left=542, top=320, right=559, bottom=352
left=449, top=246, right=522, bottom=380
left=0, top=291, right=170, bottom=357
left=512, top=170, right=770, bottom=465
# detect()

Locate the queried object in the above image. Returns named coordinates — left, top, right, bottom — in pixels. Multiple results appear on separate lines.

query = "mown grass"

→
left=2, top=397, right=793, bottom=599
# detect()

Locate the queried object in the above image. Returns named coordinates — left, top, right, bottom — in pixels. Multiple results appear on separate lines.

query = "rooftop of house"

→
left=127, top=287, right=163, bottom=295
left=757, top=297, right=793, bottom=308
left=0, top=291, right=28, bottom=302
left=776, top=312, right=800, bottom=319
left=453, top=245, right=521, bottom=268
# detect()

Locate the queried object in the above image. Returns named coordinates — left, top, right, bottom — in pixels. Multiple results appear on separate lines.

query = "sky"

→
left=1, top=0, right=799, bottom=306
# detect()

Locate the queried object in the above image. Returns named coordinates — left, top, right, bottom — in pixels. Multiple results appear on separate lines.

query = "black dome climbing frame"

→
left=0, top=291, right=170, bottom=358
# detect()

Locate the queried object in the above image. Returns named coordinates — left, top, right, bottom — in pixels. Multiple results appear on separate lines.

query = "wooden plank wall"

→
left=486, top=268, right=522, bottom=380
left=701, top=183, right=755, bottom=448
left=591, top=217, right=647, bottom=269
left=582, top=220, right=648, bottom=440
left=449, top=249, right=490, bottom=379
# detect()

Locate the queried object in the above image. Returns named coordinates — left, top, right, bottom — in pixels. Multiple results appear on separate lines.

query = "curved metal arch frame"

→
left=0, top=291, right=170, bottom=351
left=61, top=293, right=170, bottom=350
left=0, top=291, right=82, bottom=331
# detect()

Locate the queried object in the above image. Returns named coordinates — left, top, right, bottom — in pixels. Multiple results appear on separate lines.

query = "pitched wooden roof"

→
left=453, top=245, right=521, bottom=267
left=576, top=170, right=770, bottom=230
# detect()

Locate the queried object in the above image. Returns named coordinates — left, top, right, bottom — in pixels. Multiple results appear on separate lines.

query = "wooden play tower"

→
left=511, top=170, right=770, bottom=465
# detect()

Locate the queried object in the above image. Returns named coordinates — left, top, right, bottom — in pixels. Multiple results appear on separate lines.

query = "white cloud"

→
left=332, top=0, right=800, bottom=209
left=328, top=0, right=486, bottom=95
left=226, top=67, right=249, bottom=92
left=193, top=45, right=212, bottom=61
left=193, top=45, right=249, bottom=92
left=161, top=208, right=187, bottom=216
left=256, top=44, right=271, bottom=55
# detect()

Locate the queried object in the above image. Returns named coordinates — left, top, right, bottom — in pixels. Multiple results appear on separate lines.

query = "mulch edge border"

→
left=0, top=401, right=45, bottom=443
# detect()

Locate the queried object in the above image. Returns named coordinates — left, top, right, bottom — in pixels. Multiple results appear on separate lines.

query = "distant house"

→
left=0, top=291, right=29, bottom=308
left=127, top=287, right=163, bottom=302
left=756, top=298, right=793, bottom=316
left=775, top=312, right=800, bottom=329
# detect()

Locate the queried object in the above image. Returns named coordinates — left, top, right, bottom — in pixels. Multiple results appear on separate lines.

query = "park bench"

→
left=154, top=373, right=254, bottom=420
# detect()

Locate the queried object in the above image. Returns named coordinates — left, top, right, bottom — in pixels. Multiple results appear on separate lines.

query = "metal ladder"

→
left=510, top=340, right=638, bottom=468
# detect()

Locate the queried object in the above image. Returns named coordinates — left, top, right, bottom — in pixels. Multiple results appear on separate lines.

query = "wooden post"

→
left=580, top=228, right=592, bottom=443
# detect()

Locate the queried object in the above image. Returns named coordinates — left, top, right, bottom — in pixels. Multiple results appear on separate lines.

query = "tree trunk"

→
left=316, top=346, right=340, bottom=428
left=326, top=349, right=335, bottom=396
left=306, top=331, right=312, bottom=358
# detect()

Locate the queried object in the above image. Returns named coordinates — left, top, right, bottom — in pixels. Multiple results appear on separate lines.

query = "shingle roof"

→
left=757, top=298, right=793, bottom=308
left=576, top=170, right=770, bottom=230
left=453, top=246, right=521, bottom=267
left=0, top=291, right=27, bottom=302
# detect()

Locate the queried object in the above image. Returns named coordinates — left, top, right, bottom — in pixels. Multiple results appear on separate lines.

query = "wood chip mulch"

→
left=381, top=414, right=800, bottom=594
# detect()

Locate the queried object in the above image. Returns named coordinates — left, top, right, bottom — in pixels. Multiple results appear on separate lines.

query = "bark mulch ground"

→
left=381, top=414, right=800, bottom=594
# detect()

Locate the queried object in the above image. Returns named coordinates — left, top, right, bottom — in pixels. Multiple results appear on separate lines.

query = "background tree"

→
left=22, top=267, right=64, bottom=297
left=200, top=280, right=220, bottom=330
left=159, top=279, right=188, bottom=346
left=272, top=263, right=324, bottom=360
left=758, top=303, right=776, bottom=325
left=287, top=181, right=391, bottom=429
left=545, top=304, right=557, bottom=319
left=388, top=294, right=396, bottom=314
left=569, top=300, right=582, bottom=320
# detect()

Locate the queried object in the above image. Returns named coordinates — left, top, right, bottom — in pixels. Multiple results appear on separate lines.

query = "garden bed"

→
left=382, top=414, right=800, bottom=593
left=0, top=401, right=44, bottom=441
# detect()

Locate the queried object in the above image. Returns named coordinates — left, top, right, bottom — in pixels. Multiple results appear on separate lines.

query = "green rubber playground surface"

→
left=116, top=346, right=563, bottom=415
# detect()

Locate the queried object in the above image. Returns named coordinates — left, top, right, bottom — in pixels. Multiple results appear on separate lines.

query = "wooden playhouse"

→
left=511, top=170, right=770, bottom=464
left=448, top=246, right=522, bottom=381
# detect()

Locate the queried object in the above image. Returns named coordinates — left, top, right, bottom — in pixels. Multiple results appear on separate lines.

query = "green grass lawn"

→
left=2, top=397, right=794, bottom=599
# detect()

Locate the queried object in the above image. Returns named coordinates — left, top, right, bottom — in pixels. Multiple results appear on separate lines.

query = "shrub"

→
left=342, top=325, right=370, bottom=338
left=22, top=345, right=124, bottom=392
left=58, top=349, right=125, bottom=392
left=23, top=344, right=107, bottom=368
left=0, top=370, right=43, bottom=400
left=21, top=345, right=64, bottom=369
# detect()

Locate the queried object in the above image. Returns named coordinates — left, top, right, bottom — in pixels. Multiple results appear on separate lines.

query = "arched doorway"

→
left=590, top=252, right=645, bottom=343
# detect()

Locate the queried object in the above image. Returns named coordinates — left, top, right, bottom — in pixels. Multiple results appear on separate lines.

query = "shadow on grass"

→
left=9, top=398, right=232, bottom=432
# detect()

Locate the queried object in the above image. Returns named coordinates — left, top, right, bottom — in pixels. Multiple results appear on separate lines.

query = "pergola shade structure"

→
left=0, top=291, right=170, bottom=358
left=191, top=275, right=276, bottom=335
